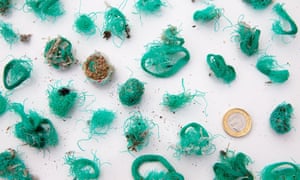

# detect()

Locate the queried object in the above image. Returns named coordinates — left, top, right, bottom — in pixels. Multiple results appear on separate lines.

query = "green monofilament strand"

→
left=237, top=22, right=261, bottom=56
left=119, top=78, right=145, bottom=106
left=243, top=0, right=273, bottom=9
left=0, top=20, right=19, bottom=45
left=25, top=0, right=64, bottom=20
left=272, top=3, right=298, bottom=35
left=89, top=109, right=116, bottom=135
left=131, top=154, right=184, bottom=180
left=0, top=0, right=11, bottom=15
left=135, top=0, right=163, bottom=14
left=270, top=102, right=293, bottom=134
left=0, top=92, right=8, bottom=115
left=3, top=58, right=32, bottom=90
left=261, top=162, right=300, bottom=180
left=193, top=5, right=221, bottom=22
left=74, top=14, right=97, bottom=36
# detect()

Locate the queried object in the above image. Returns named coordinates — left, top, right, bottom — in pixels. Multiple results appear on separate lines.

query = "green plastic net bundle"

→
left=236, top=22, right=261, bottom=56
left=65, top=152, right=100, bottom=180
left=11, top=103, right=58, bottom=148
left=270, top=102, right=293, bottom=134
left=193, top=5, right=221, bottom=22
left=131, top=154, right=184, bottom=180
left=0, top=0, right=11, bottom=15
left=74, top=14, right=97, bottom=36
left=25, top=0, right=64, bottom=20
left=256, top=55, right=289, bottom=83
left=261, top=162, right=300, bottom=180
left=0, top=149, right=32, bottom=180
left=44, top=36, right=76, bottom=69
left=118, top=78, right=145, bottom=106
left=89, top=109, right=116, bottom=136
left=3, top=58, right=32, bottom=90
left=175, top=122, right=215, bottom=157
left=141, top=26, right=190, bottom=78
left=206, top=54, right=236, bottom=84
left=0, top=92, right=8, bottom=115
left=124, top=112, right=152, bottom=152
left=0, top=20, right=19, bottom=45
left=135, top=0, right=164, bottom=14
left=243, top=0, right=273, bottom=10
left=48, top=85, right=78, bottom=118
left=213, top=150, right=254, bottom=180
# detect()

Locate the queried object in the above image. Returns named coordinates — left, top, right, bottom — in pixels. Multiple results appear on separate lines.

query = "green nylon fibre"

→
left=261, top=162, right=300, bottom=180
left=236, top=22, right=261, bottom=56
left=65, top=153, right=100, bottom=180
left=132, top=154, right=184, bottom=180
left=74, top=14, right=97, bottom=36
left=25, top=0, right=64, bottom=20
left=256, top=55, right=289, bottom=83
left=0, top=0, right=10, bottom=15
left=270, top=102, right=293, bottom=134
left=0, top=149, right=32, bottom=180
left=48, top=85, right=78, bottom=118
left=0, top=92, right=8, bottom=115
left=272, top=3, right=298, bottom=35
left=124, top=112, right=152, bottom=152
left=0, top=20, right=19, bottom=45
left=193, top=5, right=221, bottom=22
left=213, top=150, right=254, bottom=180
left=3, top=58, right=32, bottom=90
left=135, top=0, right=163, bottom=14
left=11, top=103, right=58, bottom=148
left=44, top=36, right=75, bottom=69
left=89, top=109, right=116, bottom=135
left=119, top=78, right=144, bottom=106
left=243, top=0, right=273, bottom=9
left=206, top=54, right=236, bottom=84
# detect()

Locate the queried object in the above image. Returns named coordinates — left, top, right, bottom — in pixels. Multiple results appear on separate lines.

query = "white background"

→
left=0, top=0, right=300, bottom=179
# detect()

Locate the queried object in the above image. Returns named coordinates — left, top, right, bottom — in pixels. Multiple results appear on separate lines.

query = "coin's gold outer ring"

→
left=223, top=108, right=252, bottom=137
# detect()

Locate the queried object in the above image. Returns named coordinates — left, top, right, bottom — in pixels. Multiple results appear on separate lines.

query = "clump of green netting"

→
left=261, top=161, right=300, bottom=180
left=193, top=5, right=221, bottom=23
left=0, top=149, right=32, bottom=180
left=44, top=36, right=76, bottom=69
left=25, top=0, right=64, bottom=20
left=236, top=22, right=261, bottom=56
left=0, top=20, right=19, bottom=45
left=65, top=152, right=100, bottom=180
left=89, top=109, right=116, bottom=135
left=48, top=84, right=78, bottom=118
left=119, top=78, right=144, bottom=106
left=132, top=154, right=184, bottom=180
left=3, top=58, right=32, bottom=90
left=124, top=112, right=153, bottom=152
left=207, top=54, right=236, bottom=84
left=256, top=55, right=289, bottom=83
left=0, top=0, right=11, bottom=15
left=270, top=102, right=293, bottom=134
left=272, top=3, right=298, bottom=35
left=11, top=103, right=58, bottom=148
left=175, top=122, right=215, bottom=158
left=0, top=92, right=8, bottom=115
left=243, top=0, right=273, bottom=9
left=213, top=150, right=254, bottom=180
left=141, top=25, right=190, bottom=78
left=135, top=0, right=164, bottom=14
left=74, top=13, right=97, bottom=36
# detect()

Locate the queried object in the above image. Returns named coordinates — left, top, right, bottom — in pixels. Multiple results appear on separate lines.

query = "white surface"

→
left=0, top=0, right=300, bottom=179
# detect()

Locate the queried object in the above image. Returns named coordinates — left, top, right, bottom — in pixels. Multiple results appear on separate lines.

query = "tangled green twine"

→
left=3, top=58, right=32, bottom=90
left=0, top=149, right=32, bottom=180
left=0, top=92, right=8, bottom=115
left=236, top=22, right=261, bottom=56
left=207, top=54, right=236, bottom=84
left=89, top=109, right=116, bottom=135
left=193, top=5, right=221, bottom=22
left=132, top=154, right=184, bottom=180
left=124, top=112, right=152, bottom=152
left=74, top=14, right=97, bottom=36
left=272, top=3, right=298, bottom=35
left=213, top=150, right=254, bottom=180
left=11, top=103, right=58, bottom=148
left=25, top=0, right=64, bottom=20
left=135, top=0, right=163, bottom=14
left=65, top=153, right=100, bottom=180
left=270, top=102, right=293, bottom=134
left=0, top=0, right=11, bottom=15
left=0, top=20, right=19, bottom=45
left=48, top=85, right=78, bottom=118
left=256, top=55, right=289, bottom=83
left=243, top=0, right=273, bottom=9
left=44, top=36, right=75, bottom=69
left=261, top=162, right=300, bottom=180
left=119, top=78, right=145, bottom=106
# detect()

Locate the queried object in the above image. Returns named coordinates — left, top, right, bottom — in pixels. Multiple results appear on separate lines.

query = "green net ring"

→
left=262, top=162, right=300, bottom=180
left=70, top=158, right=100, bottom=180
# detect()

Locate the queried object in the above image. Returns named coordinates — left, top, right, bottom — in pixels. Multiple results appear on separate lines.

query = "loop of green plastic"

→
left=270, top=102, right=293, bottom=134
left=0, top=0, right=10, bottom=15
left=103, top=7, right=128, bottom=40
left=243, top=0, right=272, bottom=9
left=74, top=14, right=96, bottom=36
left=131, top=154, right=184, bottom=180
left=3, top=58, right=32, bottom=90
left=25, top=0, right=64, bottom=20
left=237, top=22, right=261, bottom=56
left=66, top=157, right=100, bottom=180
left=119, top=78, right=144, bottom=106
left=0, top=20, right=19, bottom=45
left=272, top=3, right=298, bottom=35
left=261, top=162, right=300, bottom=180
left=0, top=92, right=8, bottom=115
left=193, top=5, right=221, bottom=22
left=135, top=0, right=163, bottom=14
